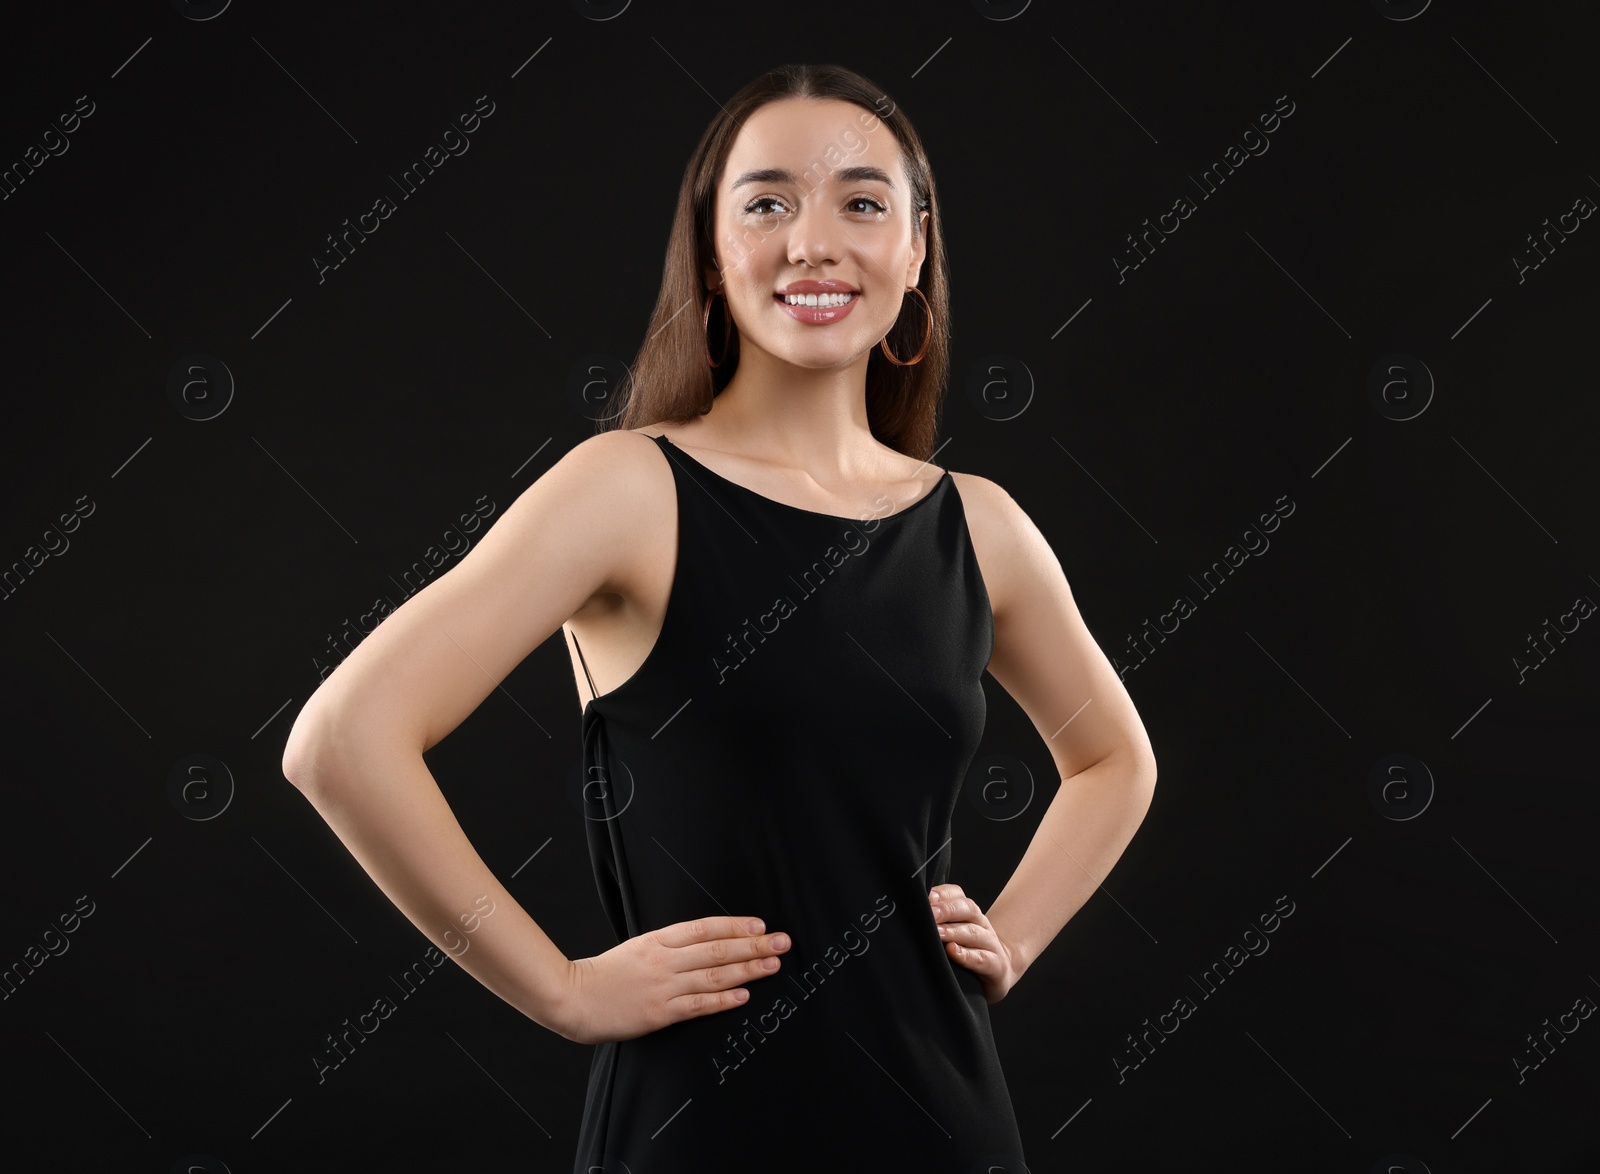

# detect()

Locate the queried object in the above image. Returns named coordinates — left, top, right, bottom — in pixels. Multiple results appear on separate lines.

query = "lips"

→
left=776, top=280, right=859, bottom=296
left=774, top=290, right=860, bottom=325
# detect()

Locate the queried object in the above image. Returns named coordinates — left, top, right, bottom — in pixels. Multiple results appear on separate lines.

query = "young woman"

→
left=283, top=63, right=1157, bottom=1172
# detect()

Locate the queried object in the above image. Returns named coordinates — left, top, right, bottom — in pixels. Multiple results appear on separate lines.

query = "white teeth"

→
left=782, top=292, right=854, bottom=306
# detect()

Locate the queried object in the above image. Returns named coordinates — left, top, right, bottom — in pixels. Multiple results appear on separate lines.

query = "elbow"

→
left=281, top=745, right=317, bottom=792
left=280, top=701, right=416, bottom=794
left=1123, top=744, right=1158, bottom=801
left=281, top=703, right=335, bottom=792
left=1118, top=754, right=1157, bottom=825
left=281, top=739, right=321, bottom=794
left=1126, top=729, right=1158, bottom=792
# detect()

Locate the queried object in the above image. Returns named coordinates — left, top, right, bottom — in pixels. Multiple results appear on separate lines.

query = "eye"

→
left=741, top=195, right=890, bottom=217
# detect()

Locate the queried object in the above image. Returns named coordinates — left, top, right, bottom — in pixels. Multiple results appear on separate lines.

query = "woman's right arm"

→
left=279, top=431, right=789, bottom=1044
left=279, top=432, right=646, bottom=1036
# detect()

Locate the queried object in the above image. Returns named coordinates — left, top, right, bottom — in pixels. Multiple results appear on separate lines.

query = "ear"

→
left=702, top=257, right=722, bottom=293
left=905, top=210, right=929, bottom=286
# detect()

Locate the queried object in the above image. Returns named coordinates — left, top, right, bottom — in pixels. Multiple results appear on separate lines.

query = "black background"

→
left=1, top=1, right=1596, bottom=1170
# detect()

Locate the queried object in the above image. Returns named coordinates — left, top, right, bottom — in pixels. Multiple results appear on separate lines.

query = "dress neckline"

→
left=656, top=434, right=950, bottom=524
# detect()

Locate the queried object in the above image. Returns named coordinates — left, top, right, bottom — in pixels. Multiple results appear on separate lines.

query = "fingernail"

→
left=748, top=918, right=764, bottom=934
left=761, top=956, right=779, bottom=970
left=770, top=933, right=789, bottom=951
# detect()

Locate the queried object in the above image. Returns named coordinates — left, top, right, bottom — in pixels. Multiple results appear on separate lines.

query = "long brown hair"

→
left=600, top=63, right=950, bottom=462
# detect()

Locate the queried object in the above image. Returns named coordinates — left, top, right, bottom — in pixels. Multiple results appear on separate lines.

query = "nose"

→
left=785, top=195, right=844, bottom=269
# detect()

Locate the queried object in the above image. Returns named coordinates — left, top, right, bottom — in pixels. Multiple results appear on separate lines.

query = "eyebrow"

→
left=729, top=165, right=897, bottom=192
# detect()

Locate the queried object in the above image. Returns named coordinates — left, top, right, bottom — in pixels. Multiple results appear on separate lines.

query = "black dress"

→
left=570, top=433, right=1027, bottom=1173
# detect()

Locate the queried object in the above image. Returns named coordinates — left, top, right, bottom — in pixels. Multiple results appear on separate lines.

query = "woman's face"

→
left=704, top=97, right=929, bottom=371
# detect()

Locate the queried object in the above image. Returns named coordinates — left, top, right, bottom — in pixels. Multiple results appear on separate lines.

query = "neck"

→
left=701, top=345, right=880, bottom=476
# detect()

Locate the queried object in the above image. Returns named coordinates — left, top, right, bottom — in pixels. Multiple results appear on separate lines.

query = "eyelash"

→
left=742, top=195, right=888, bottom=217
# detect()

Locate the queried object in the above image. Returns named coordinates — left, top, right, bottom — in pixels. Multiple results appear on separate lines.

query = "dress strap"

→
left=570, top=630, right=600, bottom=699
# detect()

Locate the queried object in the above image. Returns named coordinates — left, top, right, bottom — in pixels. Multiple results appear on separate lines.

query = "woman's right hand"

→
left=553, top=916, right=791, bottom=1045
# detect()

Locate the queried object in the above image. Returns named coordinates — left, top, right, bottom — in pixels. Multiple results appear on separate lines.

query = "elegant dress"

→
left=570, top=433, right=1027, bottom=1173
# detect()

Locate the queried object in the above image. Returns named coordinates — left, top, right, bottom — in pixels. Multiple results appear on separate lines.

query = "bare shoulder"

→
left=558, top=426, right=670, bottom=489
left=947, top=470, right=1054, bottom=624
left=542, top=427, right=677, bottom=526
left=544, top=427, right=675, bottom=596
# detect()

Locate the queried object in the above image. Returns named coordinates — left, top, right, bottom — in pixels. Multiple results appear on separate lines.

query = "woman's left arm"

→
left=933, top=473, right=1159, bottom=1004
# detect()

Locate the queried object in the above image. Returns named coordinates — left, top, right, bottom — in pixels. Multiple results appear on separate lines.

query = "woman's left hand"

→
left=929, top=883, right=1023, bottom=1005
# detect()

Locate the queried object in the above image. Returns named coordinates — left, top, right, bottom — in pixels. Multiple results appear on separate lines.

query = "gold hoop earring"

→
left=879, top=286, right=932, bottom=366
left=703, top=289, right=732, bottom=367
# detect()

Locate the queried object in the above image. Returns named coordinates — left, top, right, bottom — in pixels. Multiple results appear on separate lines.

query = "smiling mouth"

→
left=774, top=292, right=858, bottom=307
